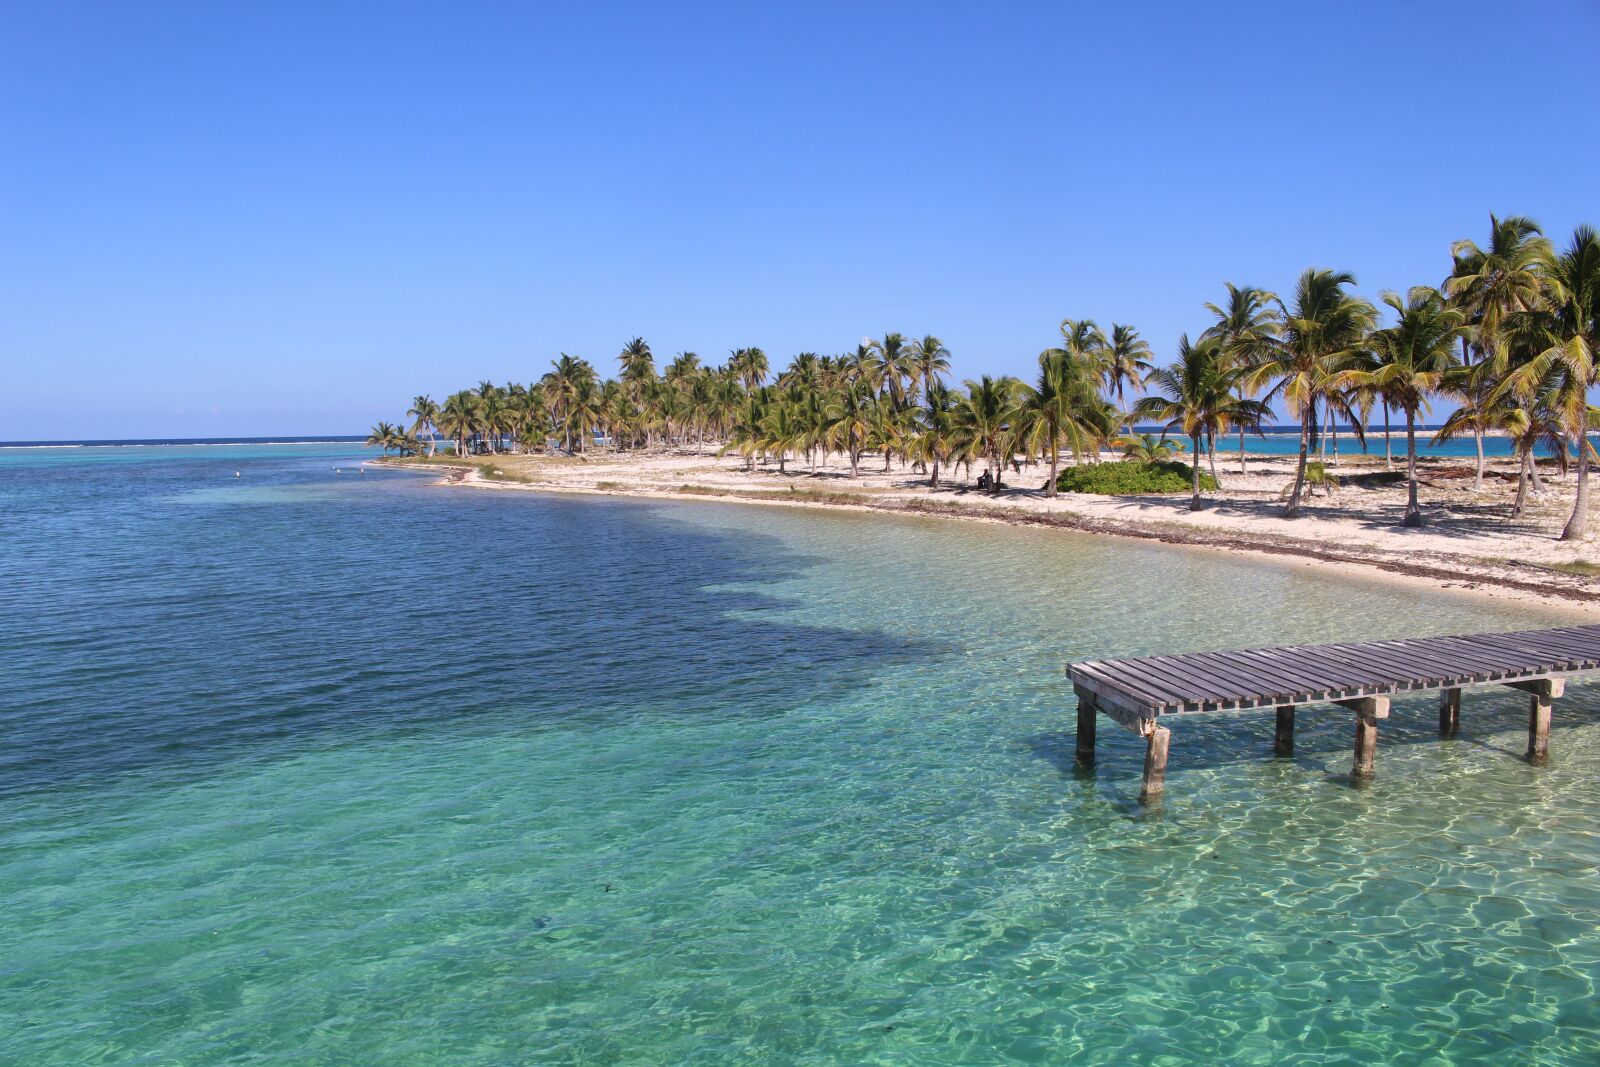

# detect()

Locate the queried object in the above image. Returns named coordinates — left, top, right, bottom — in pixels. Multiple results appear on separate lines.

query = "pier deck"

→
left=1066, top=624, right=1600, bottom=800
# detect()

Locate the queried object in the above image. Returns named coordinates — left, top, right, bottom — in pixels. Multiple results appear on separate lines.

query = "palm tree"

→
left=1498, top=226, right=1600, bottom=540
left=868, top=333, right=915, bottom=409
left=619, top=337, right=657, bottom=384
left=729, top=347, right=769, bottom=391
left=479, top=389, right=509, bottom=454
left=1445, top=215, right=1551, bottom=488
left=366, top=421, right=400, bottom=455
left=909, top=335, right=952, bottom=405
left=825, top=381, right=873, bottom=478
left=1043, top=319, right=1108, bottom=457
left=956, top=375, right=1020, bottom=495
left=760, top=400, right=804, bottom=474
left=919, top=379, right=958, bottom=489
left=1335, top=288, right=1465, bottom=526
left=618, top=338, right=657, bottom=446
left=1014, top=349, right=1113, bottom=497
left=406, top=396, right=440, bottom=456
left=1136, top=335, right=1270, bottom=510
left=868, top=392, right=905, bottom=471
left=1202, top=283, right=1280, bottom=474
left=1116, top=433, right=1181, bottom=462
left=1099, top=323, right=1154, bottom=418
left=438, top=391, right=480, bottom=455
left=1243, top=269, right=1377, bottom=517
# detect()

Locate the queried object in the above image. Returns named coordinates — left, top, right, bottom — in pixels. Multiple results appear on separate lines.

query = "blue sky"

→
left=2, top=1, right=1597, bottom=440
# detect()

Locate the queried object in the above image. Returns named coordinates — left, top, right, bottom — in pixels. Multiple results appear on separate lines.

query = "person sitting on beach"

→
left=976, top=470, right=991, bottom=490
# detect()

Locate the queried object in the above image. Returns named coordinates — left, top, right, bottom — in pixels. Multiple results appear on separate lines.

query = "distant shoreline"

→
left=378, top=450, right=1600, bottom=617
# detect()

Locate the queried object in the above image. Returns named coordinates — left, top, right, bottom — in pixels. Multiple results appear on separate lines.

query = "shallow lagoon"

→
left=1, top=444, right=1596, bottom=1064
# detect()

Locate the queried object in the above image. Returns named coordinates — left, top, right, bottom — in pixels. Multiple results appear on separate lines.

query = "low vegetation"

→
left=1056, top=460, right=1217, bottom=496
left=1548, top=560, right=1600, bottom=577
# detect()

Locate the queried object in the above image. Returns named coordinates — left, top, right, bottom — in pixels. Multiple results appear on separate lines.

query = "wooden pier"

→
left=1066, top=624, right=1600, bottom=801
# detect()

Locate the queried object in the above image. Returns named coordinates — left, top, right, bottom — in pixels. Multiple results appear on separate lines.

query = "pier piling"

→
left=1439, top=687, right=1461, bottom=736
left=1273, top=705, right=1295, bottom=757
left=1075, top=694, right=1096, bottom=767
left=1140, top=727, right=1170, bottom=802
left=1509, top=678, right=1563, bottom=764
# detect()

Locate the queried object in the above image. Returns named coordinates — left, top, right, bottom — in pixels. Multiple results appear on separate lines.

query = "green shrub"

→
left=1055, top=459, right=1218, bottom=495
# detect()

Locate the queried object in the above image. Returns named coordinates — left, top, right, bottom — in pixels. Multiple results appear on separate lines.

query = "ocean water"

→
left=1203, top=429, right=1561, bottom=461
left=2, top=443, right=1598, bottom=1065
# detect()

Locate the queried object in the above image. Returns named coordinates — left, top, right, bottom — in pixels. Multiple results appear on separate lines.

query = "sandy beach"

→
left=380, top=447, right=1600, bottom=617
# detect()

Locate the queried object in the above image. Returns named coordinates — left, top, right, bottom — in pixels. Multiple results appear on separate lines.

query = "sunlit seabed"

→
left=1, top=444, right=1597, bottom=1065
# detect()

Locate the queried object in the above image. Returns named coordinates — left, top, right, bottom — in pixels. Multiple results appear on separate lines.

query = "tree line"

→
left=371, top=215, right=1600, bottom=540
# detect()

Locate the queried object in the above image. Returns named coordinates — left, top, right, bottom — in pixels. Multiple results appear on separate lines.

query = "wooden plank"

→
left=1070, top=662, right=1173, bottom=711
left=1104, top=660, right=1203, bottom=706
left=1208, top=651, right=1310, bottom=704
left=1071, top=661, right=1177, bottom=711
left=1241, top=646, right=1356, bottom=697
left=1338, top=641, right=1470, bottom=683
left=1355, top=642, right=1490, bottom=685
left=1291, top=646, right=1411, bottom=689
left=1220, top=649, right=1333, bottom=701
left=1366, top=638, right=1495, bottom=678
left=1082, top=656, right=1201, bottom=704
left=1153, top=654, right=1263, bottom=705
left=1173, top=653, right=1259, bottom=693
left=1137, top=656, right=1245, bottom=706
left=1433, top=634, right=1559, bottom=673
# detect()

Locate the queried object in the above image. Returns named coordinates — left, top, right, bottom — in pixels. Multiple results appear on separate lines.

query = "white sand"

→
left=382, top=447, right=1600, bottom=617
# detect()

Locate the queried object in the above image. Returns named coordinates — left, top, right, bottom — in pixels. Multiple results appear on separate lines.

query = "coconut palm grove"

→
left=374, top=216, right=1600, bottom=538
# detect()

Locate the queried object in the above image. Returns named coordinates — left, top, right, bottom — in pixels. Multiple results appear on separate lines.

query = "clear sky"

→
left=2, top=1, right=1597, bottom=440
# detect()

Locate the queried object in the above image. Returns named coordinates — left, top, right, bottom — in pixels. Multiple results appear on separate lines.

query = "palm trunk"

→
left=931, top=455, right=941, bottom=490
left=1047, top=439, right=1059, bottom=498
left=1561, top=432, right=1590, bottom=542
left=1189, top=433, right=1203, bottom=510
left=1206, top=432, right=1218, bottom=486
left=1513, top=451, right=1530, bottom=519
left=1473, top=429, right=1485, bottom=491
left=1382, top=401, right=1392, bottom=471
left=1238, top=425, right=1247, bottom=475
left=1285, top=402, right=1311, bottom=518
left=1403, top=408, right=1422, bottom=527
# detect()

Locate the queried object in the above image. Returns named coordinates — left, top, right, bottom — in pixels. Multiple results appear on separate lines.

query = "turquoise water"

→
left=1211, top=430, right=1561, bottom=460
left=3, top=444, right=1599, bottom=1064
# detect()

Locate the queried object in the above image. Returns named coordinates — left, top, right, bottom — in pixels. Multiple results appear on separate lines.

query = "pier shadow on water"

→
left=0, top=455, right=950, bottom=800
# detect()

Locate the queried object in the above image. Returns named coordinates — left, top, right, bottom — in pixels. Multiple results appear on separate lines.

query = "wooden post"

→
left=1438, top=687, right=1461, bottom=736
left=1140, top=726, right=1170, bottom=802
left=1075, top=696, right=1097, bottom=768
left=1338, top=697, right=1389, bottom=780
left=1507, top=678, right=1563, bottom=764
left=1528, top=694, right=1552, bottom=764
left=1273, top=705, right=1295, bottom=757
